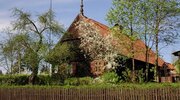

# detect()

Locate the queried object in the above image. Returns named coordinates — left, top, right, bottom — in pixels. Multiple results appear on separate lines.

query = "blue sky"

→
left=0, top=0, right=179, bottom=64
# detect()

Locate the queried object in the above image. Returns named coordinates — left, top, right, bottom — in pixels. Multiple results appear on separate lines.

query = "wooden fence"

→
left=0, top=88, right=179, bottom=100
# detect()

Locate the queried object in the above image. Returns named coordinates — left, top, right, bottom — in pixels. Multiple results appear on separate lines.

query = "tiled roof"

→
left=66, top=14, right=174, bottom=70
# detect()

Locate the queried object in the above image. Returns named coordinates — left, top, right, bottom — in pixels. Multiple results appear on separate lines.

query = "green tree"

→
left=11, top=8, right=64, bottom=84
left=107, top=0, right=180, bottom=82
left=107, top=0, right=140, bottom=82
left=0, top=43, right=10, bottom=74
left=138, top=0, right=156, bottom=82
left=2, top=34, right=30, bottom=74
left=174, top=59, right=180, bottom=75
left=0, top=31, right=17, bottom=74
left=146, top=0, right=180, bottom=81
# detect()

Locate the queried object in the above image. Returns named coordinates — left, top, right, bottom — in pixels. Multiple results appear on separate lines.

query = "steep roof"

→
left=65, top=14, right=174, bottom=70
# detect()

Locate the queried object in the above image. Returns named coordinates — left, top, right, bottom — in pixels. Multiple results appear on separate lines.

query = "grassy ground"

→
left=0, top=83, right=179, bottom=89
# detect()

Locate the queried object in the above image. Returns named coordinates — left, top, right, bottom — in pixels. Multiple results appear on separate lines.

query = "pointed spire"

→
left=80, top=0, right=84, bottom=15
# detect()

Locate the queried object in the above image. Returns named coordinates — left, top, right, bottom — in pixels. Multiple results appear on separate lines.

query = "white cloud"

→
left=6, top=0, right=80, bottom=8
left=0, top=10, right=11, bottom=31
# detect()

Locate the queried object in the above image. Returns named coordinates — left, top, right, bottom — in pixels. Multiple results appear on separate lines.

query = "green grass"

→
left=0, top=83, right=179, bottom=89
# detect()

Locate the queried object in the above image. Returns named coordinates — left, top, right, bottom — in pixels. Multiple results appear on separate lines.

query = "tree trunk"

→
left=130, top=21, right=135, bottom=82
left=155, top=31, right=159, bottom=82
left=154, top=2, right=160, bottom=82
left=130, top=38, right=135, bottom=82
left=51, top=64, right=55, bottom=75
left=144, top=21, right=150, bottom=82
left=28, top=66, right=38, bottom=85
left=18, top=49, right=21, bottom=74
left=145, top=45, right=148, bottom=81
left=155, top=18, right=160, bottom=82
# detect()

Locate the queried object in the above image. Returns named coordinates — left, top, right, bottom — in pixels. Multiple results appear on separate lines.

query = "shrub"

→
left=120, top=68, right=132, bottom=82
left=35, top=75, right=51, bottom=85
left=57, top=63, right=72, bottom=79
left=135, top=68, right=145, bottom=83
left=51, top=73, right=65, bottom=85
left=0, top=75, right=28, bottom=85
left=64, top=77, right=93, bottom=86
left=0, top=75, right=52, bottom=85
left=64, top=78, right=78, bottom=86
left=78, top=77, right=93, bottom=85
left=101, top=71, right=119, bottom=84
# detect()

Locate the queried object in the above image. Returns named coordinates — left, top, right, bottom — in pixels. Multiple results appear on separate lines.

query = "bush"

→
left=51, top=73, right=65, bottom=85
left=35, top=75, right=51, bottom=85
left=78, top=77, right=93, bottom=85
left=101, top=71, right=119, bottom=84
left=0, top=75, right=52, bottom=85
left=0, top=75, right=28, bottom=85
left=64, top=78, right=78, bottom=86
left=49, top=63, right=73, bottom=85
left=135, top=68, right=145, bottom=83
left=64, top=77, right=93, bottom=86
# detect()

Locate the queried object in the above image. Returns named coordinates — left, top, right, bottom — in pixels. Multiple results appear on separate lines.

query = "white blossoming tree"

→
left=75, top=20, right=118, bottom=70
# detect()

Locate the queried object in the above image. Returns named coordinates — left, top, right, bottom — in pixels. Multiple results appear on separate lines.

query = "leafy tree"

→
left=107, top=0, right=141, bottom=81
left=174, top=59, right=180, bottom=75
left=0, top=31, right=18, bottom=74
left=137, top=0, right=156, bottom=81
left=107, top=0, right=180, bottom=82
left=0, top=42, right=11, bottom=74
left=2, top=34, right=30, bottom=74
left=144, top=0, right=180, bottom=81
left=10, top=8, right=64, bottom=84
left=46, top=41, right=82, bottom=64
left=45, top=40, right=85, bottom=74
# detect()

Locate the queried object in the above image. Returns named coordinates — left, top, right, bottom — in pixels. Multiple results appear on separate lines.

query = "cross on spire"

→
left=80, top=0, right=84, bottom=15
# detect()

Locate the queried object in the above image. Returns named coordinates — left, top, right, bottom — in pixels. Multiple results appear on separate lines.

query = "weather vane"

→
left=80, top=0, right=84, bottom=15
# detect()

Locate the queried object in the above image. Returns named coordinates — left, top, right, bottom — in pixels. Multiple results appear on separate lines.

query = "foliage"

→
left=1, top=33, right=29, bottom=74
left=135, top=68, right=145, bottom=83
left=48, top=64, right=72, bottom=85
left=100, top=71, right=119, bottom=84
left=114, top=54, right=128, bottom=69
left=64, top=77, right=93, bottom=86
left=0, top=8, right=64, bottom=84
left=118, top=68, right=145, bottom=83
left=57, top=63, right=72, bottom=79
left=45, top=41, right=83, bottom=64
left=146, top=0, right=180, bottom=80
left=174, top=59, right=180, bottom=74
left=0, top=75, right=29, bottom=85
left=120, top=68, right=132, bottom=82
left=107, top=0, right=140, bottom=33
left=50, top=73, right=65, bottom=85
left=0, top=75, right=53, bottom=85
left=34, top=75, right=51, bottom=85
left=0, top=74, right=179, bottom=88
left=107, top=0, right=141, bottom=82
left=107, top=0, right=180, bottom=82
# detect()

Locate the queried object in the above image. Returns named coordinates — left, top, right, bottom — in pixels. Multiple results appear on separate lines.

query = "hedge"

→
left=0, top=75, right=52, bottom=85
